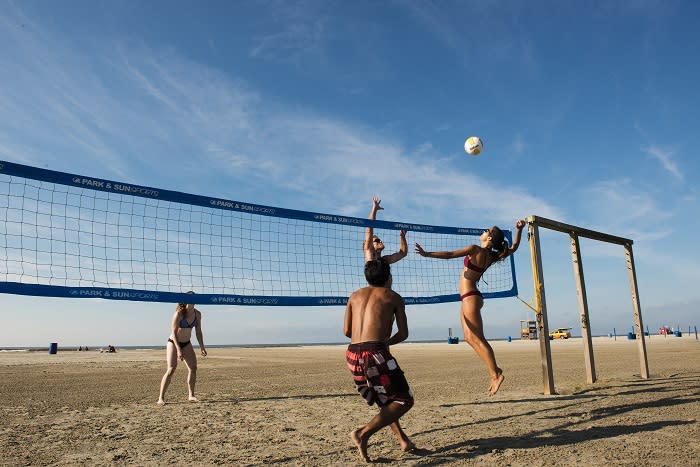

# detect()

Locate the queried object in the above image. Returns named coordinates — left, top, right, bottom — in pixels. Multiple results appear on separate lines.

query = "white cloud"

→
left=398, top=0, right=537, bottom=75
left=0, top=4, right=559, bottom=235
left=576, top=178, right=682, bottom=267
left=642, top=145, right=683, bottom=181
left=248, top=2, right=330, bottom=65
left=582, top=178, right=670, bottom=229
left=399, top=1, right=467, bottom=59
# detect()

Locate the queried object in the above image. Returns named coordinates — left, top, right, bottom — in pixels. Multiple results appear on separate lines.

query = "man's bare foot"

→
left=156, top=399, right=165, bottom=406
left=401, top=441, right=417, bottom=453
left=351, top=428, right=370, bottom=462
left=488, top=370, right=505, bottom=396
left=188, top=395, right=199, bottom=402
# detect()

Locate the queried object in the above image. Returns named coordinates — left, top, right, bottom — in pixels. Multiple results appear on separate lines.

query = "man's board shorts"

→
left=346, top=342, right=414, bottom=408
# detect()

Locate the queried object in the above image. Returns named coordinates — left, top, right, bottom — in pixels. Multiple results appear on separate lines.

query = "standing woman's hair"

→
left=176, top=290, right=195, bottom=314
left=488, top=226, right=510, bottom=261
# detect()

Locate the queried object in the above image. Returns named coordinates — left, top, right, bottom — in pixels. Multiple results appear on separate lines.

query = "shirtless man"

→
left=344, top=259, right=414, bottom=462
left=364, top=196, right=407, bottom=264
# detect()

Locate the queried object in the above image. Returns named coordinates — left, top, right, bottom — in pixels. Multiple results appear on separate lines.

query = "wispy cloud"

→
left=582, top=178, right=671, bottom=226
left=577, top=178, right=673, bottom=261
left=248, top=2, right=330, bottom=65
left=398, top=1, right=468, bottom=60
left=0, top=4, right=558, bottom=231
left=0, top=11, right=135, bottom=178
left=642, top=145, right=683, bottom=181
left=634, top=123, right=684, bottom=182
left=398, top=1, right=537, bottom=75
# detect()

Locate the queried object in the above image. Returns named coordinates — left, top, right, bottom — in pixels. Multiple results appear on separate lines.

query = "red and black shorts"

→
left=346, top=342, right=413, bottom=408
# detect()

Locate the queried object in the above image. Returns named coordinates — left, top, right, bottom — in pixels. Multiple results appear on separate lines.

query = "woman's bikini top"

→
left=179, top=315, right=197, bottom=329
left=464, top=256, right=486, bottom=274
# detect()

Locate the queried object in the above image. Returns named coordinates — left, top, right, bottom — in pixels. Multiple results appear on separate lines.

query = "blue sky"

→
left=1, top=0, right=698, bottom=347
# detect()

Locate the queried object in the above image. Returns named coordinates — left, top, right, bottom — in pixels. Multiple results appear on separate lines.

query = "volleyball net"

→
left=0, top=160, right=517, bottom=306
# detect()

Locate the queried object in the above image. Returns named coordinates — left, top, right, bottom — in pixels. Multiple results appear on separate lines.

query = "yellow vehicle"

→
left=549, top=328, right=572, bottom=339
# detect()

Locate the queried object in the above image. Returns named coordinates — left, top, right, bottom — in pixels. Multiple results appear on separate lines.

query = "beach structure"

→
left=526, top=215, right=649, bottom=395
left=520, top=320, right=537, bottom=340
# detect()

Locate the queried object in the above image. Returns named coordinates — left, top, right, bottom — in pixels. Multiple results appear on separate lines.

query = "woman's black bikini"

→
left=167, top=313, right=197, bottom=349
left=168, top=338, right=191, bottom=349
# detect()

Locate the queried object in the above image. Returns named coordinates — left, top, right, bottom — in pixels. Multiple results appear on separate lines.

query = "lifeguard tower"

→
left=520, top=320, right=538, bottom=340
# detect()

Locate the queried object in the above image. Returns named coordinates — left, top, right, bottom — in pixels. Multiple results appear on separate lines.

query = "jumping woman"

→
left=414, top=220, right=524, bottom=395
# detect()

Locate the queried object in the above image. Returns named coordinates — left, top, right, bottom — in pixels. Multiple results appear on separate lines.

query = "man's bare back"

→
left=344, top=285, right=407, bottom=347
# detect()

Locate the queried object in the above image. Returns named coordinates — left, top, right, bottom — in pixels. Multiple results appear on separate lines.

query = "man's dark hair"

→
left=364, top=259, right=391, bottom=286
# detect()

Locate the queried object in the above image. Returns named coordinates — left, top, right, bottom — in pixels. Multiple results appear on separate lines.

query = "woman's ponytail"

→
left=488, top=226, right=509, bottom=261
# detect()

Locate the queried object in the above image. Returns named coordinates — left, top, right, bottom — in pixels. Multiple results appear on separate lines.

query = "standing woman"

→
left=414, top=220, right=524, bottom=395
left=157, top=291, right=207, bottom=405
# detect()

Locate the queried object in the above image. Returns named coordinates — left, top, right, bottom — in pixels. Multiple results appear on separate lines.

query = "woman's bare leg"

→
left=460, top=297, right=504, bottom=395
left=157, top=341, right=178, bottom=405
left=181, top=344, right=198, bottom=401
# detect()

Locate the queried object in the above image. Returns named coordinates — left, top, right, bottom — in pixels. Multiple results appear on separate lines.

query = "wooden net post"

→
left=528, top=221, right=555, bottom=395
left=569, top=233, right=596, bottom=384
left=624, top=243, right=649, bottom=378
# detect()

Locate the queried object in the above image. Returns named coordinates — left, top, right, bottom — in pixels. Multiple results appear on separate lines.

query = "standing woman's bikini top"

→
left=179, top=314, right=197, bottom=329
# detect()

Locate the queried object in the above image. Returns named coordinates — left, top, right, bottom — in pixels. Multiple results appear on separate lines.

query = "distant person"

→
left=415, top=220, right=525, bottom=395
left=364, top=196, right=407, bottom=265
left=157, top=291, right=207, bottom=405
left=344, top=259, right=414, bottom=462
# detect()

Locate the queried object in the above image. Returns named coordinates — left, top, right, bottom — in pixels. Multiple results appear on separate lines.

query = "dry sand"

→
left=1, top=336, right=698, bottom=466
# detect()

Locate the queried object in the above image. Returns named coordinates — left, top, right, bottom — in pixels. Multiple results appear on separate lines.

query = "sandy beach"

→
left=1, top=336, right=698, bottom=466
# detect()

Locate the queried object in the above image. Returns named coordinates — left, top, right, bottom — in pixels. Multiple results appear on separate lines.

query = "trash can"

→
left=674, top=330, right=682, bottom=337
left=626, top=332, right=636, bottom=340
left=48, top=342, right=58, bottom=354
